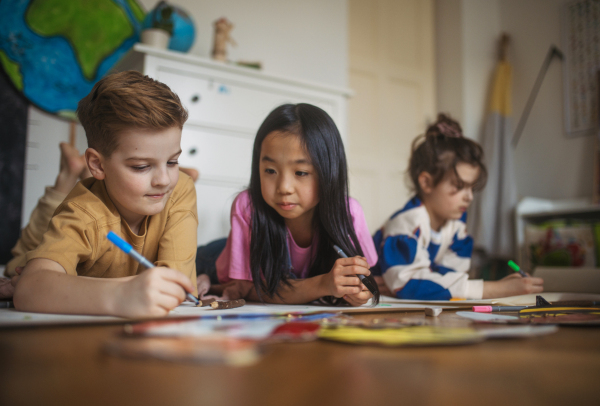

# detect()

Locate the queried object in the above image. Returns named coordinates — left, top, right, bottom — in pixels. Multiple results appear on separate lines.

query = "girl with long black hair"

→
left=212, top=103, right=380, bottom=305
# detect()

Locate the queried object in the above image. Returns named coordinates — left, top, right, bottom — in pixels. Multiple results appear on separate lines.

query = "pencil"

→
left=106, top=231, right=199, bottom=305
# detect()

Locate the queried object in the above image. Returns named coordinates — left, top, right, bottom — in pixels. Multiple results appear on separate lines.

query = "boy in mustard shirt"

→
left=13, top=71, right=198, bottom=318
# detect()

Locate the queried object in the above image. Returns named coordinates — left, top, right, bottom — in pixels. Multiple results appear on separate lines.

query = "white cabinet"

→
left=115, top=44, right=351, bottom=245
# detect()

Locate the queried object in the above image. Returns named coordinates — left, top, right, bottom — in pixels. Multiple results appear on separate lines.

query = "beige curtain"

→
left=471, top=60, right=517, bottom=259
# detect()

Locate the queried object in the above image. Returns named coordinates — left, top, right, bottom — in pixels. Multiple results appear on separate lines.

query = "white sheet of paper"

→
left=380, top=292, right=600, bottom=306
left=0, top=308, right=121, bottom=326
left=0, top=301, right=454, bottom=327
left=491, top=292, right=600, bottom=306
left=456, top=311, right=519, bottom=322
left=5, top=292, right=598, bottom=327
left=379, top=296, right=495, bottom=306
left=170, top=301, right=457, bottom=317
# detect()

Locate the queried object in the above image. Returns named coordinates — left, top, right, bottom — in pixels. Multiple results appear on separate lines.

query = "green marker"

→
left=508, top=260, right=528, bottom=278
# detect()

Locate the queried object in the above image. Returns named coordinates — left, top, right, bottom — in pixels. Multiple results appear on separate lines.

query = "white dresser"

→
left=115, top=44, right=351, bottom=245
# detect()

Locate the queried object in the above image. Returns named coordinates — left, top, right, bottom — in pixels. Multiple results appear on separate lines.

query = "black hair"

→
left=248, top=103, right=380, bottom=305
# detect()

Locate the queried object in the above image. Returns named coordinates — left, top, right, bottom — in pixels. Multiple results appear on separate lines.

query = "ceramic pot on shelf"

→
left=141, top=28, right=170, bottom=49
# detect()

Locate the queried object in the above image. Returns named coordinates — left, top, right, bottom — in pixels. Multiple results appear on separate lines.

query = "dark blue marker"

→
left=333, top=244, right=378, bottom=297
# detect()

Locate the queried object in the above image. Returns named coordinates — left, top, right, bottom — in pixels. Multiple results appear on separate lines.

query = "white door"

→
left=347, top=0, right=436, bottom=232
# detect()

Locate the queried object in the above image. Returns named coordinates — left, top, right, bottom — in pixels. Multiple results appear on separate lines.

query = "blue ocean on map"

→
left=0, top=0, right=141, bottom=115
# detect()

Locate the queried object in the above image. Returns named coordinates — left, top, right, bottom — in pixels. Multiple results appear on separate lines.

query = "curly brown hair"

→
left=408, top=113, right=487, bottom=198
left=77, top=70, right=188, bottom=157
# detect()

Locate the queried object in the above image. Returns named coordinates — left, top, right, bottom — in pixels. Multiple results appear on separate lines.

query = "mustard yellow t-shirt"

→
left=26, top=173, right=198, bottom=294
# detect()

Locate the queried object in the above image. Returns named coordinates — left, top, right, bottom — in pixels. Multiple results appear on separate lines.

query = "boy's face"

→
left=92, top=127, right=182, bottom=230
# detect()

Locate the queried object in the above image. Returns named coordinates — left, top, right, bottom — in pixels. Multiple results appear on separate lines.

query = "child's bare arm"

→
left=482, top=273, right=544, bottom=299
left=14, top=258, right=123, bottom=315
left=0, top=278, right=14, bottom=300
left=219, top=257, right=371, bottom=306
left=14, top=258, right=195, bottom=317
left=216, top=278, right=326, bottom=304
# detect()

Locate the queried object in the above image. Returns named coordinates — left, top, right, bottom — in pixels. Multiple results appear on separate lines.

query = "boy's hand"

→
left=321, top=257, right=371, bottom=299
left=114, top=267, right=195, bottom=318
left=482, top=273, right=544, bottom=299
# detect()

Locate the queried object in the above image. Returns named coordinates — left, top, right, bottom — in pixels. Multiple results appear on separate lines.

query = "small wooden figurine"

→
left=211, top=17, right=236, bottom=62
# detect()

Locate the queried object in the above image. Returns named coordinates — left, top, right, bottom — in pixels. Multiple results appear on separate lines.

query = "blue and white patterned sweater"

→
left=373, top=196, right=484, bottom=300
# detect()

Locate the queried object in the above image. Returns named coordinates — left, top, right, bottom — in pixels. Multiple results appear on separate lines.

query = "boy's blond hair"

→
left=77, top=71, right=188, bottom=156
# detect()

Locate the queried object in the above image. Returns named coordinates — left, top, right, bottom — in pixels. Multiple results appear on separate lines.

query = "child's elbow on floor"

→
left=12, top=270, right=41, bottom=311
left=13, top=279, right=31, bottom=311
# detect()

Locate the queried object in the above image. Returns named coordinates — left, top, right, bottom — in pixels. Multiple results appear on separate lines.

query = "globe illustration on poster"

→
left=0, top=0, right=145, bottom=119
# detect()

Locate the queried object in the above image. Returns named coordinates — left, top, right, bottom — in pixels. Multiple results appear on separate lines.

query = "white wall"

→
left=21, top=0, right=348, bottom=226
left=435, top=0, right=465, bottom=124
left=139, top=0, right=348, bottom=87
left=461, top=0, right=501, bottom=141
left=435, top=0, right=500, bottom=140
left=501, top=0, right=594, bottom=200
left=436, top=0, right=595, bottom=201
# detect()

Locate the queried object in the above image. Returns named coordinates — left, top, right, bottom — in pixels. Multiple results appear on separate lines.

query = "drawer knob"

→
left=191, top=94, right=201, bottom=103
left=189, top=147, right=197, bottom=155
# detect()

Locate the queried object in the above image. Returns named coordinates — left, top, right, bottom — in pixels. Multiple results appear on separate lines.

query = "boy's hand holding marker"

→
left=113, top=267, right=196, bottom=318
left=107, top=231, right=198, bottom=318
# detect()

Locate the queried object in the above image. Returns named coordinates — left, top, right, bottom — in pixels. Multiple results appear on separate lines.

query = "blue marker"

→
left=107, top=231, right=199, bottom=305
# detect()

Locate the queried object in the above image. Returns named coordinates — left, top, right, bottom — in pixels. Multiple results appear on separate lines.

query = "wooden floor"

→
left=0, top=311, right=599, bottom=406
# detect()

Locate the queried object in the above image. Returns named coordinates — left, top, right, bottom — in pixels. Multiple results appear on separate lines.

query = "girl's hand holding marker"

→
left=332, top=245, right=377, bottom=306
left=322, top=254, right=373, bottom=306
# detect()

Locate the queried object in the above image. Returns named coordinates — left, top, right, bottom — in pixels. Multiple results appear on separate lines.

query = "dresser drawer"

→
left=157, top=69, right=335, bottom=133
left=178, top=127, right=253, bottom=184
left=195, top=183, right=244, bottom=245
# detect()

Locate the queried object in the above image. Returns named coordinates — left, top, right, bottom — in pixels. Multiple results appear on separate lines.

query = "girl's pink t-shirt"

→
left=216, top=190, right=378, bottom=283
